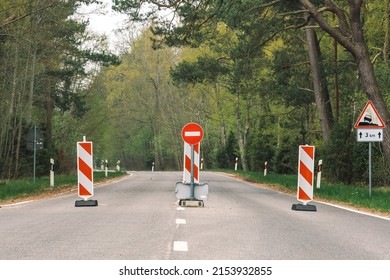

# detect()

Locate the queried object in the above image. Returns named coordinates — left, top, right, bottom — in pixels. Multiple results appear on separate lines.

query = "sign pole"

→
left=190, top=144, right=195, bottom=199
left=369, top=142, right=372, bottom=197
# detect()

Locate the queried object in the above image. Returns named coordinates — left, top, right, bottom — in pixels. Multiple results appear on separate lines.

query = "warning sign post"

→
left=354, top=101, right=386, bottom=197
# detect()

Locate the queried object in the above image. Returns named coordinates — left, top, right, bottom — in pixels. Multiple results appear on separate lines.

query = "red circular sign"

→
left=181, top=123, right=204, bottom=145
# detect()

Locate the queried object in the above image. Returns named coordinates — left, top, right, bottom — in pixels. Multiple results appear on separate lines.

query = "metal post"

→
left=33, top=125, right=36, bottom=183
left=369, top=142, right=372, bottom=197
left=190, top=144, right=195, bottom=199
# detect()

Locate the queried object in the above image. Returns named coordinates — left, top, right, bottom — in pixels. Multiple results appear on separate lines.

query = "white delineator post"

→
left=264, top=161, right=268, bottom=176
left=234, top=157, right=238, bottom=171
left=316, top=159, right=322, bottom=189
left=105, top=159, right=108, bottom=177
left=50, top=158, right=54, bottom=187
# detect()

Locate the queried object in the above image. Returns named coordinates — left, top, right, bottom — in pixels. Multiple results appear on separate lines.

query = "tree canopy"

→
left=1, top=0, right=390, bottom=186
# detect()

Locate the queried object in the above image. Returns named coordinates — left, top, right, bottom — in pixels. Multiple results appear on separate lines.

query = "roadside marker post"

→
left=75, top=136, right=98, bottom=207
left=234, top=157, right=238, bottom=171
left=50, top=158, right=54, bottom=188
left=292, top=145, right=317, bottom=211
left=264, top=161, right=268, bottom=176
left=316, top=159, right=322, bottom=189
left=176, top=123, right=209, bottom=207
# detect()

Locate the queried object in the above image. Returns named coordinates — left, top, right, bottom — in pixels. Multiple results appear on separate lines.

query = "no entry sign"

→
left=181, top=123, right=204, bottom=145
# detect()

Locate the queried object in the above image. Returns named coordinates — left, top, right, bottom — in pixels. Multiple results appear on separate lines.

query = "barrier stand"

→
left=176, top=123, right=208, bottom=207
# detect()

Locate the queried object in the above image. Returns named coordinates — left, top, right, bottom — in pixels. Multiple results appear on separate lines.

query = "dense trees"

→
left=1, top=0, right=390, bottom=185
left=0, top=0, right=119, bottom=178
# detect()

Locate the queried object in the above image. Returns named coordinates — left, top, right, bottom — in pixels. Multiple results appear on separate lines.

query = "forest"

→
left=1, top=0, right=390, bottom=186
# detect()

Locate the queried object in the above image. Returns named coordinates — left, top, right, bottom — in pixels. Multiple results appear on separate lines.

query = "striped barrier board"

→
left=77, top=141, right=94, bottom=201
left=183, top=142, right=200, bottom=184
left=297, top=145, right=315, bottom=204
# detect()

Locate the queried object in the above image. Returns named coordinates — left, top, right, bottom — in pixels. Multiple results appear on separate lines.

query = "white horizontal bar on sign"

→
left=184, top=131, right=201, bottom=137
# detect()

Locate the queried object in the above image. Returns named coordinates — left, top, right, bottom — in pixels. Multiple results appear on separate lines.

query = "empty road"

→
left=0, top=171, right=389, bottom=260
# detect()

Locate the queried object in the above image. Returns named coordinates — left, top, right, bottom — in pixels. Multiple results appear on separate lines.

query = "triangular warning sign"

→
left=354, top=101, right=385, bottom=128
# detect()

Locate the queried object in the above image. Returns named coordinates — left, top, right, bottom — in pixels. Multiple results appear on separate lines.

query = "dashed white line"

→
left=174, top=203, right=188, bottom=252
left=176, top=218, right=186, bottom=224
left=173, top=241, right=188, bottom=252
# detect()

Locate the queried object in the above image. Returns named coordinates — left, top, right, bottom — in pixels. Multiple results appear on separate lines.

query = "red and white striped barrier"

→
left=297, top=145, right=315, bottom=204
left=183, top=142, right=200, bottom=184
left=77, top=141, right=94, bottom=200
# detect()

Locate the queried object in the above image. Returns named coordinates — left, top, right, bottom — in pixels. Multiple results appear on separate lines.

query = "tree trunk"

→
left=234, top=91, right=249, bottom=171
left=300, top=0, right=390, bottom=166
left=305, top=24, right=334, bottom=142
left=384, top=0, right=390, bottom=62
left=45, top=76, right=53, bottom=150
left=356, top=51, right=390, bottom=164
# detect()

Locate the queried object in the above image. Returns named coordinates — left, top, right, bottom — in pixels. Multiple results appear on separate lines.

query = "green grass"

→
left=229, top=170, right=390, bottom=214
left=0, top=171, right=126, bottom=203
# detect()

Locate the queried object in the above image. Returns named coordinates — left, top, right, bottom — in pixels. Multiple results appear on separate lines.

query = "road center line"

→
left=176, top=218, right=186, bottom=224
left=176, top=207, right=185, bottom=211
left=173, top=241, right=188, bottom=252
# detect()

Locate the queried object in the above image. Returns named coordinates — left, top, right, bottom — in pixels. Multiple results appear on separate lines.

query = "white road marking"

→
left=1, top=200, right=34, bottom=207
left=176, top=207, right=185, bottom=211
left=173, top=241, right=188, bottom=252
left=316, top=201, right=390, bottom=221
left=176, top=218, right=186, bottom=224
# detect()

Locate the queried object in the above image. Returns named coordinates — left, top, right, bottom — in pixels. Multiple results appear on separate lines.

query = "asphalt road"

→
left=0, top=171, right=389, bottom=260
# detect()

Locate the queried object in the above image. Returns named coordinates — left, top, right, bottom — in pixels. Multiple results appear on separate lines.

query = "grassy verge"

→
left=226, top=170, right=390, bottom=214
left=0, top=171, right=126, bottom=203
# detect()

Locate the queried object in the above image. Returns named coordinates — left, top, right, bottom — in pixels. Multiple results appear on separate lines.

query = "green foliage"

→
left=216, top=131, right=239, bottom=169
left=0, top=171, right=125, bottom=202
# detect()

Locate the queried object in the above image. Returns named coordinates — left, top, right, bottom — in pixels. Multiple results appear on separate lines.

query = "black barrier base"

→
left=75, top=200, right=98, bottom=207
left=292, top=203, right=317, bottom=211
left=179, top=199, right=204, bottom=207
